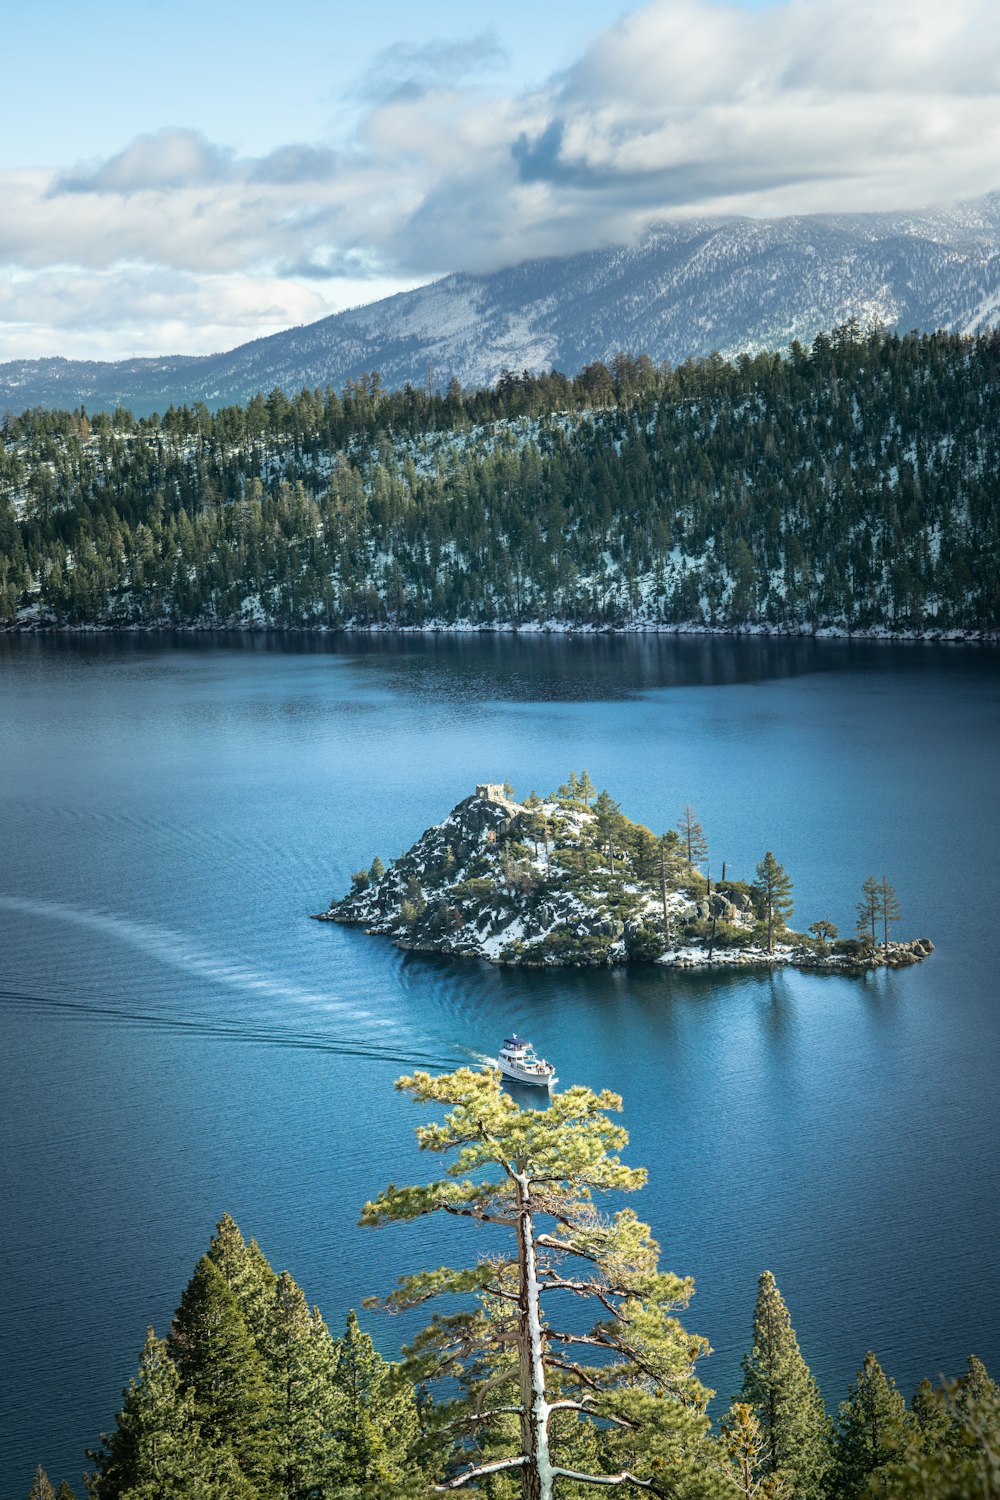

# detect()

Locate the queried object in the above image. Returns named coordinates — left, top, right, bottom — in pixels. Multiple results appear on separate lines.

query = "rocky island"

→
left=317, top=779, right=933, bottom=972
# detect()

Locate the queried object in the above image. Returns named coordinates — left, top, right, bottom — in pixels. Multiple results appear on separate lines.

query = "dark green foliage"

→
left=878, top=1359, right=1000, bottom=1498
left=85, top=1328, right=244, bottom=1500
left=751, top=854, right=794, bottom=954
left=3, top=327, right=999, bottom=634
left=206, top=1213, right=277, bottom=1350
left=265, top=1273, right=344, bottom=1498
left=912, top=1378, right=955, bottom=1449
left=834, top=1350, right=911, bottom=1498
left=168, top=1257, right=276, bottom=1492
left=593, top=788, right=623, bottom=872
left=330, top=1310, right=421, bottom=1497
left=738, top=1270, right=831, bottom=1499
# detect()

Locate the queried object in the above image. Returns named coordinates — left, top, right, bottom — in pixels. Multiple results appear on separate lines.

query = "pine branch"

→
left=439, top=1202, right=519, bottom=1228
left=434, top=1454, right=528, bottom=1490
left=551, top=1465, right=666, bottom=1493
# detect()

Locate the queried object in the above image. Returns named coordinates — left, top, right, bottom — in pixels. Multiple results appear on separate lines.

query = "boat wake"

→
left=0, top=894, right=465, bottom=1070
left=0, top=983, right=465, bottom=1070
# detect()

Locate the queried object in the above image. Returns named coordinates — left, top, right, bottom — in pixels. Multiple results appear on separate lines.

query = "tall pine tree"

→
left=84, top=1328, right=247, bottom=1500
left=834, top=1350, right=910, bottom=1499
left=738, top=1270, right=830, bottom=1499
left=169, top=1256, right=276, bottom=1495
left=331, top=1310, right=421, bottom=1497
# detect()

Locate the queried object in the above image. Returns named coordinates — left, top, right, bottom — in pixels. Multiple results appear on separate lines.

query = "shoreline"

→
left=4, top=619, right=999, bottom=646
left=317, top=910, right=934, bottom=974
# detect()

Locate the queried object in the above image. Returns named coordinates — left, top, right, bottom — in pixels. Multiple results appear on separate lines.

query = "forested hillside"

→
left=1, top=325, right=997, bottom=636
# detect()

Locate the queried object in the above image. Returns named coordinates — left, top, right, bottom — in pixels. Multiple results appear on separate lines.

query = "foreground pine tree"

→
left=85, top=1328, right=249, bottom=1499
left=332, top=1310, right=422, bottom=1497
left=84, top=1217, right=424, bottom=1500
left=26, top=1469, right=56, bottom=1500
left=168, top=1255, right=277, bottom=1493
left=738, top=1271, right=830, bottom=1499
left=361, top=1066, right=713, bottom=1499
left=884, top=1357, right=1000, bottom=1499
left=834, top=1350, right=910, bottom=1498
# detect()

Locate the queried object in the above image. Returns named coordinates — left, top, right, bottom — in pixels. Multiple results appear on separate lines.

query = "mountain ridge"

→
left=4, top=192, right=1000, bottom=415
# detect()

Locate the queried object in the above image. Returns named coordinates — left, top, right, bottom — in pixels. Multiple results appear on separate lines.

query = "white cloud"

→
left=3, top=0, right=1000, bottom=360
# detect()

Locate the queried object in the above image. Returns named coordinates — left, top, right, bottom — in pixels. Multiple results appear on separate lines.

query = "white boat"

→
left=497, top=1035, right=557, bottom=1087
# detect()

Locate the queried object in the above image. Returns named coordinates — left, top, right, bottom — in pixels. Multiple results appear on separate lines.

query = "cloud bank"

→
left=4, top=0, right=1000, bottom=360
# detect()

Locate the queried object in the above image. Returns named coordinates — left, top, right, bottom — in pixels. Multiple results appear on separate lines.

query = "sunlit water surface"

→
left=1, top=633, right=998, bottom=1496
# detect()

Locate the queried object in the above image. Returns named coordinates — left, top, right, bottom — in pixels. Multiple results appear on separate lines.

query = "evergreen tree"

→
left=856, top=876, right=880, bottom=952
left=677, top=806, right=708, bottom=869
left=955, top=1355, right=1000, bottom=1432
left=369, top=856, right=385, bottom=883
left=911, top=1377, right=952, bottom=1451
left=331, top=1310, right=421, bottom=1497
left=885, top=1360, right=1000, bottom=1498
left=738, top=1271, right=830, bottom=1499
left=752, top=855, right=794, bottom=954
left=808, top=919, right=838, bottom=951
left=362, top=1066, right=713, bottom=1499
left=834, top=1350, right=910, bottom=1499
left=658, top=831, right=684, bottom=946
left=593, top=788, right=623, bottom=873
left=85, top=1329, right=244, bottom=1500
left=207, top=1214, right=277, bottom=1349
left=718, top=1403, right=783, bottom=1499
left=875, top=875, right=902, bottom=955
left=576, top=770, right=597, bottom=806
left=169, top=1256, right=276, bottom=1494
left=26, top=1468, right=57, bottom=1500
left=265, top=1272, right=344, bottom=1499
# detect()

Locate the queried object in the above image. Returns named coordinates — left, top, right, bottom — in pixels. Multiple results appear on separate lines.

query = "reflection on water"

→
left=0, top=633, right=998, bottom=1496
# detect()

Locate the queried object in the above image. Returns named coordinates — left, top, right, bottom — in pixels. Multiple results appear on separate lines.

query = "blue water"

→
left=1, top=633, right=998, bottom=1496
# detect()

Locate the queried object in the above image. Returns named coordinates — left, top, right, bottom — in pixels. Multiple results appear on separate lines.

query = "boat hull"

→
left=499, top=1062, right=556, bottom=1087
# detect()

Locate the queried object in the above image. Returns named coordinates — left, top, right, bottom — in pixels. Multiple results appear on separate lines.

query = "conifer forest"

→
left=2, top=325, right=998, bottom=636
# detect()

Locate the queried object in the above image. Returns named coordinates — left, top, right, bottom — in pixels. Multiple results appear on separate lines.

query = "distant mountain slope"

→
left=4, top=193, right=1000, bottom=414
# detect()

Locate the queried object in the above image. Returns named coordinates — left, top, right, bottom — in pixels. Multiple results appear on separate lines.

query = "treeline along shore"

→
left=1, top=324, right=998, bottom=638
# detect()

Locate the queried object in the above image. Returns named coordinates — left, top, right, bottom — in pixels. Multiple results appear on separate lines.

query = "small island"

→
left=317, top=779, right=933, bottom=972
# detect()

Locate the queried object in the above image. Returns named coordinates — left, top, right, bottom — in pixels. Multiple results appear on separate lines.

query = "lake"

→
left=1, top=632, right=998, bottom=1496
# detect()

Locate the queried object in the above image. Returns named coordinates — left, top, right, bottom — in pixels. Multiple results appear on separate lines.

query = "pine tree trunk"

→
left=514, top=1171, right=552, bottom=1500
left=659, top=848, right=670, bottom=944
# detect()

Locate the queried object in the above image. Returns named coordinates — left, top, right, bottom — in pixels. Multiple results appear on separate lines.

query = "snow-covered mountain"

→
left=5, top=193, right=1000, bottom=415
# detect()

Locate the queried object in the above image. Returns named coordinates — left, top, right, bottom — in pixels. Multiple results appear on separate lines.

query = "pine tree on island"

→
left=658, top=830, right=685, bottom=945
left=876, top=874, right=903, bottom=955
left=752, top=854, right=794, bottom=954
left=677, top=805, right=708, bottom=870
left=593, top=788, right=623, bottom=873
left=856, top=875, right=880, bottom=953
left=576, top=770, right=597, bottom=807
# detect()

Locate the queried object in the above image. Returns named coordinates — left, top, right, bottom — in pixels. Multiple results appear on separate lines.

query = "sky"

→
left=2, top=0, right=999, bottom=362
